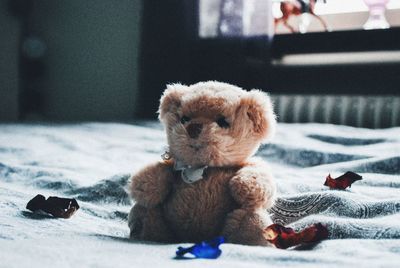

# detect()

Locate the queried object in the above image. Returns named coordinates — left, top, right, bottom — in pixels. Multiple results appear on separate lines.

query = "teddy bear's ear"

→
left=158, top=83, right=187, bottom=122
left=238, top=90, right=276, bottom=140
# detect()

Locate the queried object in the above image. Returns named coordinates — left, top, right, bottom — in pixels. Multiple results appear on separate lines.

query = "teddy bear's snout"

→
left=186, top=123, right=203, bottom=139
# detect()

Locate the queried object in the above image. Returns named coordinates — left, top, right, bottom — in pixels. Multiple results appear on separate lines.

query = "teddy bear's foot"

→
left=221, top=208, right=274, bottom=246
left=128, top=204, right=175, bottom=243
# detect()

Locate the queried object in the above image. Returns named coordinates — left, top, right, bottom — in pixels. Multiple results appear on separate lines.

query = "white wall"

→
left=31, top=0, right=142, bottom=121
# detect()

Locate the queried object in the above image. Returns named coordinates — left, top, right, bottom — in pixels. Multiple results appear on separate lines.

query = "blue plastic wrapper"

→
left=175, top=236, right=225, bottom=259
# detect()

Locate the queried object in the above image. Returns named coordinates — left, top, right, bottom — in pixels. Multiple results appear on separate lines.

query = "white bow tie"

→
left=173, top=159, right=207, bottom=184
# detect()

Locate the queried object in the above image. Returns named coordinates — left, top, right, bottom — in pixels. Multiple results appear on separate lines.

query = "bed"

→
left=1, top=122, right=399, bottom=267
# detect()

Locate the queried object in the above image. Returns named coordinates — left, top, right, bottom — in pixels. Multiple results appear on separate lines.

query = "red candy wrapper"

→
left=264, top=223, right=329, bottom=249
left=324, top=171, right=362, bottom=190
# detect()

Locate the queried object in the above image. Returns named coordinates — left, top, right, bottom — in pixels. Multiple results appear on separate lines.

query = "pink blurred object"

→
left=363, top=0, right=390, bottom=29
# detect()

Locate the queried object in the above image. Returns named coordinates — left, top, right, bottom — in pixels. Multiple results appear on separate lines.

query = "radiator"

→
left=271, top=95, right=400, bottom=128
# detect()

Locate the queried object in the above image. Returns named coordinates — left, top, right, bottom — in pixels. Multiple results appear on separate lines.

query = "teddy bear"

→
left=128, top=81, right=277, bottom=246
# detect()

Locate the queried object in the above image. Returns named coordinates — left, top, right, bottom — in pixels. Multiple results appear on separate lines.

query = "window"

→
left=199, top=0, right=274, bottom=37
left=199, top=0, right=400, bottom=37
left=274, top=0, right=400, bottom=33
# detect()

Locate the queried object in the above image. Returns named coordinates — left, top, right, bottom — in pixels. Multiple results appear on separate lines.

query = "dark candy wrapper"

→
left=26, top=194, right=80, bottom=218
left=175, top=236, right=225, bottom=259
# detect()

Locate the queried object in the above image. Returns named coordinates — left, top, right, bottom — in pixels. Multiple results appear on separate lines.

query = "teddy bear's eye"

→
left=180, top=116, right=191, bottom=124
left=217, top=117, right=230, bottom=128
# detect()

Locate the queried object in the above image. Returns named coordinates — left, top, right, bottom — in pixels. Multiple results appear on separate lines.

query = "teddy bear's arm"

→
left=229, top=164, right=276, bottom=210
left=130, top=161, right=174, bottom=208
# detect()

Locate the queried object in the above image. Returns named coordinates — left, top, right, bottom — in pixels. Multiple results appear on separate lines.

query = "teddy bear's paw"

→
left=130, top=162, right=174, bottom=207
left=230, top=174, right=268, bottom=209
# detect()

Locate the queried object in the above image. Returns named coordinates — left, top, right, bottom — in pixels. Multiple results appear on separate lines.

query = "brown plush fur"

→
left=128, top=81, right=277, bottom=246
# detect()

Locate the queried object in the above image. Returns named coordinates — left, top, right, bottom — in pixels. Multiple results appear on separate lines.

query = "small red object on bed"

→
left=324, top=171, right=362, bottom=190
left=264, top=223, right=329, bottom=249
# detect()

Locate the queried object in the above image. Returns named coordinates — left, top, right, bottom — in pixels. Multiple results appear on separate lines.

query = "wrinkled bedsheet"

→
left=1, top=122, right=399, bottom=267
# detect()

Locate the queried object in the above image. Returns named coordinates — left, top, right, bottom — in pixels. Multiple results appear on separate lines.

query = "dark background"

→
left=1, top=0, right=400, bottom=122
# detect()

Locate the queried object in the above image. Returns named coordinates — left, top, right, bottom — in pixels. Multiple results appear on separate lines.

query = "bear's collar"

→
left=161, top=151, right=207, bottom=184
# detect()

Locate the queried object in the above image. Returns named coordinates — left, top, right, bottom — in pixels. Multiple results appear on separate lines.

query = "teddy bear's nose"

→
left=186, top=123, right=203, bottom=139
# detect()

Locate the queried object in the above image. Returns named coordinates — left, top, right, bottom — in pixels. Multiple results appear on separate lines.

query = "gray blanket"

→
left=0, top=122, right=399, bottom=267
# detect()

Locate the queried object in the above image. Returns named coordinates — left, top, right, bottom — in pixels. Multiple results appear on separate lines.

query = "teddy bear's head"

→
left=159, top=81, right=276, bottom=167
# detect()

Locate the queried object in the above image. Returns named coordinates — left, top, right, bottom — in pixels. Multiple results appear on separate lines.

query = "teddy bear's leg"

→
left=221, top=208, right=274, bottom=246
left=128, top=203, right=175, bottom=243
